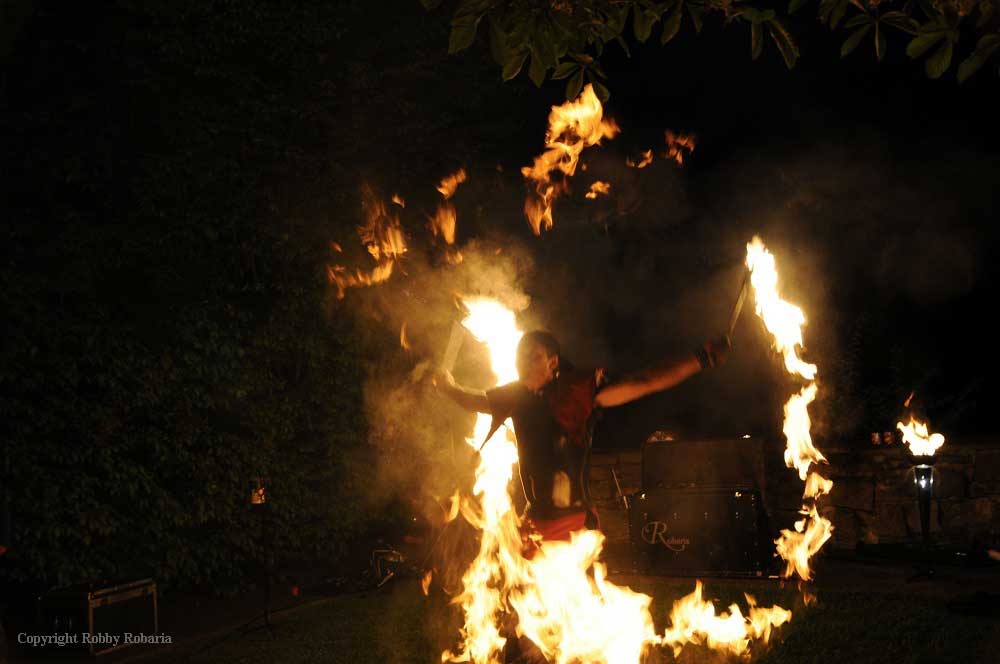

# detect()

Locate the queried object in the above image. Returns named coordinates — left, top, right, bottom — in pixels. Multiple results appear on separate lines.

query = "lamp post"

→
left=912, top=461, right=934, bottom=544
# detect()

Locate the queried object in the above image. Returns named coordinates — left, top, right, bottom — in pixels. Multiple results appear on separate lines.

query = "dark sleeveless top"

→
left=485, top=368, right=607, bottom=520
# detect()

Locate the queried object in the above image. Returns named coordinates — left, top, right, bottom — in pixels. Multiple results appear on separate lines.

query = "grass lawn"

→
left=163, top=575, right=1000, bottom=664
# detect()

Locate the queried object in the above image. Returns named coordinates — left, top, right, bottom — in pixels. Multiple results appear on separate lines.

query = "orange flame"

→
left=400, top=322, right=410, bottom=350
left=746, top=236, right=832, bottom=583
left=430, top=203, right=457, bottom=245
left=585, top=181, right=612, bottom=199
left=327, top=187, right=407, bottom=299
left=444, top=297, right=793, bottom=664
left=897, top=416, right=945, bottom=456
left=422, top=570, right=434, bottom=596
left=661, top=581, right=792, bottom=657
left=665, top=130, right=696, bottom=165
left=392, top=193, right=406, bottom=207
left=626, top=149, right=653, bottom=169
left=521, top=84, right=619, bottom=234
left=437, top=168, right=467, bottom=200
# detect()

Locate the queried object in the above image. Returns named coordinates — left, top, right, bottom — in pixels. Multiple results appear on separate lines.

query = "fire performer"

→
left=433, top=330, right=730, bottom=547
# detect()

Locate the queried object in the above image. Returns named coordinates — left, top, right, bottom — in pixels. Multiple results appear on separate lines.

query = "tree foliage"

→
left=423, top=0, right=1000, bottom=98
left=1, top=1, right=373, bottom=591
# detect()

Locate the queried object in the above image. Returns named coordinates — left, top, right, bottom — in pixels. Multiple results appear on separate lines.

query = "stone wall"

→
left=590, top=440, right=1000, bottom=552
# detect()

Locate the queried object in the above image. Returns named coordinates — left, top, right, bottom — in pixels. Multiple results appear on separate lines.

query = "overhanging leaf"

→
left=977, top=1, right=994, bottom=29
left=925, top=39, right=953, bottom=78
left=528, top=49, right=547, bottom=87
left=449, top=16, right=481, bottom=54
left=592, top=80, right=610, bottom=102
left=688, top=3, right=705, bottom=33
left=501, top=50, right=528, bottom=81
left=831, top=0, right=850, bottom=28
left=448, top=0, right=492, bottom=54
left=566, top=68, right=585, bottom=100
left=789, top=0, right=808, bottom=14
left=907, top=31, right=947, bottom=59
left=661, top=2, right=684, bottom=43
left=634, top=7, right=659, bottom=43
left=488, top=18, right=508, bottom=66
left=876, top=23, right=887, bottom=61
left=958, top=33, right=1000, bottom=82
left=881, top=11, right=920, bottom=35
left=767, top=19, right=800, bottom=68
left=752, top=21, right=763, bottom=59
left=551, top=61, right=579, bottom=80
left=846, top=14, right=873, bottom=28
left=841, top=24, right=872, bottom=57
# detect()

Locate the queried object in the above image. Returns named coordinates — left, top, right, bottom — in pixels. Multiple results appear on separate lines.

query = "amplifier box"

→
left=628, top=486, right=773, bottom=577
left=35, top=578, right=159, bottom=656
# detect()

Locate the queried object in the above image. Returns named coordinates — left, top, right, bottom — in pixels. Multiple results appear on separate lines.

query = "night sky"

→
left=3, top=2, right=1000, bottom=588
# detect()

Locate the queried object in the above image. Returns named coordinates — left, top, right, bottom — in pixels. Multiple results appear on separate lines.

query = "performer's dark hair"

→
left=519, top=330, right=575, bottom=372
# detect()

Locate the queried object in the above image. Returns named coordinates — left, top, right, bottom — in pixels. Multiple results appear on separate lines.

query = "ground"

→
left=139, top=558, right=1000, bottom=664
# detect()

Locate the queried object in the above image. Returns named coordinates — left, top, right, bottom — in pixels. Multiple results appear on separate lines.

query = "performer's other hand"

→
left=698, top=336, right=731, bottom=369
left=431, top=367, right=456, bottom=390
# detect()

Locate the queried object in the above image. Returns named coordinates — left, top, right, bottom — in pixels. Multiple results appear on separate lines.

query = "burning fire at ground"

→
left=328, top=89, right=835, bottom=664
left=442, top=296, right=792, bottom=664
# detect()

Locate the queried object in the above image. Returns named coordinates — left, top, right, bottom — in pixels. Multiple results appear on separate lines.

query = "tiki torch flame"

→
left=897, top=417, right=945, bottom=457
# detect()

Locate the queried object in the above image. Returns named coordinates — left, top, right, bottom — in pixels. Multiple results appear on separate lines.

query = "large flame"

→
left=521, top=84, right=619, bottom=234
left=897, top=416, right=945, bottom=457
left=746, top=236, right=832, bottom=582
left=444, top=296, right=791, bottom=664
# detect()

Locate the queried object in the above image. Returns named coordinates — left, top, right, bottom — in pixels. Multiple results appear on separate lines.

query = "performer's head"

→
left=516, top=330, right=561, bottom=390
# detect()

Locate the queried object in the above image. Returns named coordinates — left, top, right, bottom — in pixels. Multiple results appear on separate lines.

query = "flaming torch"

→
left=745, top=236, right=833, bottom=583
left=897, top=417, right=946, bottom=544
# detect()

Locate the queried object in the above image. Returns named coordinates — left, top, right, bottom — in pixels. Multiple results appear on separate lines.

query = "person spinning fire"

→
left=433, top=330, right=730, bottom=549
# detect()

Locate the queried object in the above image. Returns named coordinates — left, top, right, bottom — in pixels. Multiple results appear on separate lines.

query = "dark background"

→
left=2, top=0, right=997, bottom=590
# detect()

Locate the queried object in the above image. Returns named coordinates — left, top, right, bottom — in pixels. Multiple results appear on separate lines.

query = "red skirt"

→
left=521, top=508, right=599, bottom=557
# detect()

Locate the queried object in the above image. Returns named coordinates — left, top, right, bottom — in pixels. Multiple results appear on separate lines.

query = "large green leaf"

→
left=448, top=0, right=493, bottom=54
left=841, top=24, right=872, bottom=57
left=528, top=49, right=547, bottom=87
left=958, top=33, right=1000, bottom=82
left=751, top=21, right=763, bottom=59
left=661, top=2, right=684, bottom=43
left=875, top=23, right=887, bottom=61
left=925, top=39, right=953, bottom=78
left=977, top=0, right=994, bottom=29
left=845, top=14, right=873, bottom=29
left=501, top=50, right=528, bottom=81
left=419, top=0, right=443, bottom=9
left=688, top=2, right=705, bottom=33
left=907, top=31, right=947, bottom=59
left=566, top=68, right=585, bottom=100
left=788, top=0, right=808, bottom=14
left=592, top=80, right=610, bottom=102
left=881, top=11, right=920, bottom=35
left=488, top=18, right=508, bottom=66
left=551, top=61, right=579, bottom=80
left=831, top=0, right=850, bottom=28
left=634, top=7, right=659, bottom=43
left=767, top=19, right=800, bottom=68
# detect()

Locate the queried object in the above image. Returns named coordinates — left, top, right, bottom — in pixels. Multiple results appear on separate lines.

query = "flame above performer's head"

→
left=521, top=84, right=619, bottom=234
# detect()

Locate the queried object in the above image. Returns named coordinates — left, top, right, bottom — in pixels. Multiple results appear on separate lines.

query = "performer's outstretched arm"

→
left=594, top=337, right=730, bottom=408
left=432, top=368, right=491, bottom=413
